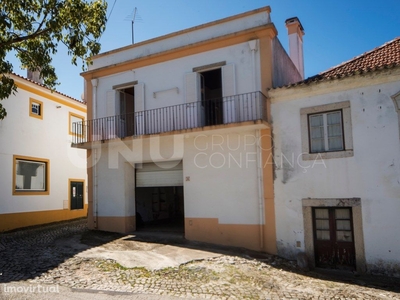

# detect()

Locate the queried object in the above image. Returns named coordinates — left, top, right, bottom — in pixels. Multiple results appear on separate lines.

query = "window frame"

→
left=29, top=98, right=43, bottom=120
left=308, top=109, right=345, bottom=153
left=13, top=155, right=50, bottom=195
left=69, top=112, right=85, bottom=137
left=300, top=100, right=353, bottom=160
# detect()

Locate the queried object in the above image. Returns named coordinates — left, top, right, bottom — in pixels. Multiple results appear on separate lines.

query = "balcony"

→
left=72, top=91, right=268, bottom=145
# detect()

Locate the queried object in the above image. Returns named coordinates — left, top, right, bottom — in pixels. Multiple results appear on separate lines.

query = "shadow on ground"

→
left=0, top=219, right=121, bottom=284
left=1, top=220, right=399, bottom=295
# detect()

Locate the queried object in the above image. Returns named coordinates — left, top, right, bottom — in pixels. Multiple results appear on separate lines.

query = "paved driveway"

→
left=0, top=219, right=399, bottom=299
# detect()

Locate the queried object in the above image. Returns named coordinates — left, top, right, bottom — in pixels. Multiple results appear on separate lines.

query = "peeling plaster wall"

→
left=271, top=76, right=400, bottom=276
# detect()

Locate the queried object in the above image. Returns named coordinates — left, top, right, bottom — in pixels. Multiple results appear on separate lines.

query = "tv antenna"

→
left=125, top=7, right=143, bottom=44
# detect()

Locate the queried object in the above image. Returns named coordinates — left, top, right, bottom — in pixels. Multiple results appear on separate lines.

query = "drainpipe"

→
left=248, top=40, right=258, bottom=92
left=250, top=40, right=264, bottom=249
left=256, top=130, right=265, bottom=250
left=91, top=78, right=99, bottom=229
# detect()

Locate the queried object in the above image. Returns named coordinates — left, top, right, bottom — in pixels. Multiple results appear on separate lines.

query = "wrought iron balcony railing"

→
left=72, top=91, right=267, bottom=144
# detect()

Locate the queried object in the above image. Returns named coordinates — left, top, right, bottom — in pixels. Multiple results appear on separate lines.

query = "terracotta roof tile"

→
left=10, top=72, right=84, bottom=104
left=275, top=37, right=400, bottom=89
left=319, top=37, right=400, bottom=78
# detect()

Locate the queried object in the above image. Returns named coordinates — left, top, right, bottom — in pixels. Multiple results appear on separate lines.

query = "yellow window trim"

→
left=69, top=112, right=85, bottom=137
left=29, top=98, right=43, bottom=120
left=13, top=155, right=50, bottom=196
left=15, top=81, right=86, bottom=113
left=68, top=179, right=85, bottom=211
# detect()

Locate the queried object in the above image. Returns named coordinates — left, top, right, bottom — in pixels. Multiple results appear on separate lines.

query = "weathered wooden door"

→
left=313, top=207, right=356, bottom=270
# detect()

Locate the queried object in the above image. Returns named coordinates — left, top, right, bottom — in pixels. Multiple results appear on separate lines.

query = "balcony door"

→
left=199, top=69, right=223, bottom=126
left=119, top=87, right=135, bottom=137
left=185, top=63, right=236, bottom=128
left=116, top=83, right=145, bottom=137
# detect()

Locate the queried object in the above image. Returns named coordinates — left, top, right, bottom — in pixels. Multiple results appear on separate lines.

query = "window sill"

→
left=302, top=150, right=353, bottom=161
left=13, top=191, right=50, bottom=196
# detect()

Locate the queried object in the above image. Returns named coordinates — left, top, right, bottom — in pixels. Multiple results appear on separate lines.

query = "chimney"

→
left=27, top=69, right=43, bottom=84
left=285, top=17, right=305, bottom=79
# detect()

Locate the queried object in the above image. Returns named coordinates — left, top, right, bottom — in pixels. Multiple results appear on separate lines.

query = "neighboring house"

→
left=0, top=72, right=88, bottom=232
left=73, top=6, right=303, bottom=253
left=270, top=38, right=400, bottom=276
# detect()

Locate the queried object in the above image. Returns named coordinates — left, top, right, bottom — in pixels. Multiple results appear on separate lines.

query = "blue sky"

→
left=8, top=0, right=400, bottom=100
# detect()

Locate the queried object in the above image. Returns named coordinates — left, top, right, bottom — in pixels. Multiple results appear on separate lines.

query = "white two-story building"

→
left=0, top=72, right=88, bottom=231
left=74, top=6, right=303, bottom=253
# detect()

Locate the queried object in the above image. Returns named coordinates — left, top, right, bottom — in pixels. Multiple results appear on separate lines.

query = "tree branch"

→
left=0, top=27, right=52, bottom=47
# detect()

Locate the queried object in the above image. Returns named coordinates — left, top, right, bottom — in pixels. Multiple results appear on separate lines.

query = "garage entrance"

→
left=135, top=161, right=184, bottom=233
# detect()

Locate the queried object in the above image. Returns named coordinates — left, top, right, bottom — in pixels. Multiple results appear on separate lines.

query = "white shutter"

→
left=222, top=64, right=236, bottom=97
left=185, top=72, right=199, bottom=103
left=136, top=161, right=183, bottom=187
left=106, top=90, right=116, bottom=116
left=134, top=83, right=145, bottom=112
left=105, top=90, right=117, bottom=139
left=222, top=64, right=236, bottom=123
left=135, top=83, right=145, bottom=135
left=185, top=72, right=200, bottom=129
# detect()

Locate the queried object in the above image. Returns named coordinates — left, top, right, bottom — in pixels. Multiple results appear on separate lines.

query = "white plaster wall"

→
left=94, top=130, right=261, bottom=225
left=183, top=130, right=260, bottom=224
left=0, top=84, right=87, bottom=214
left=271, top=80, right=400, bottom=271
left=91, top=10, right=269, bottom=70
left=94, top=41, right=261, bottom=120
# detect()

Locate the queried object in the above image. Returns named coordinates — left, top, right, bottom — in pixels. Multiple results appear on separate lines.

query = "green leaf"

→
left=0, top=0, right=108, bottom=119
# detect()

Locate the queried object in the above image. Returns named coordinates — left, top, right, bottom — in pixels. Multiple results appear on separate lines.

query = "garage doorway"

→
left=135, top=161, right=184, bottom=233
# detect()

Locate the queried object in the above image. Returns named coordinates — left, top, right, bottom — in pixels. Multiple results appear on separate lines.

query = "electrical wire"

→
left=97, top=0, right=117, bottom=42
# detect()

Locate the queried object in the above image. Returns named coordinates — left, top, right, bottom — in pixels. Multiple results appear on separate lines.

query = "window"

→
left=29, top=98, right=43, bottom=119
left=309, top=110, right=343, bottom=153
left=300, top=101, right=353, bottom=160
left=13, top=155, right=50, bottom=195
left=69, top=112, right=84, bottom=136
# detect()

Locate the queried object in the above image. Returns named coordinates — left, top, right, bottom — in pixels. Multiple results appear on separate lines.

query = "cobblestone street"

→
left=0, top=219, right=399, bottom=299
